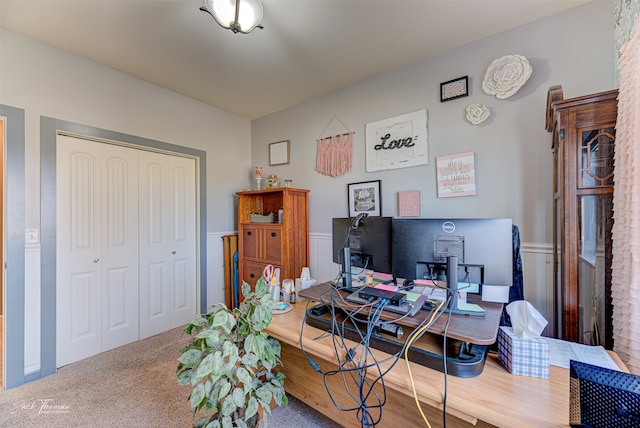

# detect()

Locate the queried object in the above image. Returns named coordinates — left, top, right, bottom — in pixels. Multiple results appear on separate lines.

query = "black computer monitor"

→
left=391, top=218, right=513, bottom=288
left=332, top=216, right=393, bottom=289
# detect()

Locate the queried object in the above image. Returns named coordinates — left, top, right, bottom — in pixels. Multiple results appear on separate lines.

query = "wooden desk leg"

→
left=279, top=343, right=494, bottom=428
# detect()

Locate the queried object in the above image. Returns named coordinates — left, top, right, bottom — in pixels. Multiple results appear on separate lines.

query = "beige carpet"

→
left=0, top=326, right=340, bottom=427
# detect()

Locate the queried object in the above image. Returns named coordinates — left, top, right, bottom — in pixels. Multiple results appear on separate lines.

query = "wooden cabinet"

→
left=546, top=86, right=617, bottom=348
left=236, top=187, right=310, bottom=291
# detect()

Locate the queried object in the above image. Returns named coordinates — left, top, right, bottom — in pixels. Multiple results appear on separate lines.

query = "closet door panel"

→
left=139, top=153, right=172, bottom=339
left=101, top=145, right=139, bottom=351
left=56, top=136, right=102, bottom=367
left=170, top=157, right=197, bottom=328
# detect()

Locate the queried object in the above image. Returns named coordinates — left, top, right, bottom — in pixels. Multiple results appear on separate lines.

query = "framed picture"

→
left=440, top=76, right=469, bottom=102
left=436, top=151, right=476, bottom=198
left=365, top=109, right=428, bottom=172
left=348, top=180, right=381, bottom=217
left=269, top=140, right=290, bottom=165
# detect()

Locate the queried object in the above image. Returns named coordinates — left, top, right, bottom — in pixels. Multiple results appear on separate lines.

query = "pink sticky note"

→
left=374, top=284, right=398, bottom=292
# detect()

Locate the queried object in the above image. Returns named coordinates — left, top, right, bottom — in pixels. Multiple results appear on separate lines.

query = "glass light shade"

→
left=202, top=0, right=264, bottom=34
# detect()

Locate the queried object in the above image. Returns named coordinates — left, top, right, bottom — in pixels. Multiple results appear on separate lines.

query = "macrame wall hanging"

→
left=316, top=115, right=354, bottom=177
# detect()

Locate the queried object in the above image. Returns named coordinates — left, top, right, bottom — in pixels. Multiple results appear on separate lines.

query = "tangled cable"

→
left=299, top=282, right=454, bottom=427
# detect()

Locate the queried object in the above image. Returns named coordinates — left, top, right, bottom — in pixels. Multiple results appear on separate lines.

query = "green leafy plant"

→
left=177, top=278, right=287, bottom=428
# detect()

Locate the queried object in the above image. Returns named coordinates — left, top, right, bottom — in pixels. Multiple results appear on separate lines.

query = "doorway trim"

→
left=0, top=105, right=26, bottom=389
left=40, top=117, right=207, bottom=379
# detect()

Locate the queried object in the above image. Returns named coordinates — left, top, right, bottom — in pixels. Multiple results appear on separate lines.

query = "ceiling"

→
left=0, top=0, right=592, bottom=120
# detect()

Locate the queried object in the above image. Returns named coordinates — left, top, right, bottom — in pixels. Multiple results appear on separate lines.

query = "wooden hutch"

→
left=236, top=187, right=310, bottom=294
left=546, top=86, right=617, bottom=348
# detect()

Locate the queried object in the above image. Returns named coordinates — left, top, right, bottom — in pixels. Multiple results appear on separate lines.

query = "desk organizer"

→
left=498, top=326, right=549, bottom=378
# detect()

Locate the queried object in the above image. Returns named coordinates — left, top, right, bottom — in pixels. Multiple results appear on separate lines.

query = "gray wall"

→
left=0, top=27, right=250, bottom=235
left=251, top=1, right=616, bottom=244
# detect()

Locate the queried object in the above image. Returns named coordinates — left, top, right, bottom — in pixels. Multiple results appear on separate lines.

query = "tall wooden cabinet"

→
left=236, top=187, right=310, bottom=291
left=546, top=86, right=617, bottom=348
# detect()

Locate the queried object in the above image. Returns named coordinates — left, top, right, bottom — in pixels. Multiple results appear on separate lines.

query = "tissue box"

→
left=498, top=326, right=549, bottom=378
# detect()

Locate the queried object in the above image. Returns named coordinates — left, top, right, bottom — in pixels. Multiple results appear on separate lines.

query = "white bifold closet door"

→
left=56, top=135, right=196, bottom=368
left=138, top=150, right=197, bottom=339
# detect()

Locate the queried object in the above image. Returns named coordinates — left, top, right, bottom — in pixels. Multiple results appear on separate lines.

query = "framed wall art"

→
left=365, top=109, right=428, bottom=172
left=348, top=180, right=381, bottom=217
left=436, top=151, right=476, bottom=198
left=398, top=190, right=420, bottom=217
left=440, top=76, right=469, bottom=102
left=269, top=140, right=290, bottom=165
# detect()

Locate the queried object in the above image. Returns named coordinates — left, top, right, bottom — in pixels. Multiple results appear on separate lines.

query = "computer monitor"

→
left=391, top=217, right=513, bottom=290
left=332, top=216, right=393, bottom=289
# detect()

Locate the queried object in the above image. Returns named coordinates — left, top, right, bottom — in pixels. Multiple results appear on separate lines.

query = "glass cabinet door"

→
left=576, top=127, right=614, bottom=347
left=577, top=194, right=613, bottom=346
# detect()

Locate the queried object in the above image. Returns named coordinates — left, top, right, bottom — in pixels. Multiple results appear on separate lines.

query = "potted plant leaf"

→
left=177, top=277, right=287, bottom=428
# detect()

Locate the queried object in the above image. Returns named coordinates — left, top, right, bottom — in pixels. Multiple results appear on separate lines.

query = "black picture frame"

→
left=440, top=76, right=469, bottom=102
left=347, top=180, right=381, bottom=217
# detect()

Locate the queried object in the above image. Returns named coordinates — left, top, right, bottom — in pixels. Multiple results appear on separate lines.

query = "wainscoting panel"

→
left=520, top=243, right=555, bottom=336
left=309, top=233, right=340, bottom=283
left=24, top=243, right=41, bottom=375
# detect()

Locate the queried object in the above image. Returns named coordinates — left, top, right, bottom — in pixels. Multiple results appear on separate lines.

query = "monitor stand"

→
left=445, top=255, right=485, bottom=317
left=339, top=246, right=359, bottom=292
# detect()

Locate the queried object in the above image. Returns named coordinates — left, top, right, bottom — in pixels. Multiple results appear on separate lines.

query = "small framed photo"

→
left=440, top=76, right=469, bottom=102
left=269, top=140, right=290, bottom=165
left=348, top=180, right=381, bottom=217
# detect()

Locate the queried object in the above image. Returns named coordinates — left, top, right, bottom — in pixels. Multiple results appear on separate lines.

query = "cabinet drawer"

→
left=241, top=225, right=260, bottom=260
left=263, top=226, right=283, bottom=264
left=239, top=224, right=283, bottom=264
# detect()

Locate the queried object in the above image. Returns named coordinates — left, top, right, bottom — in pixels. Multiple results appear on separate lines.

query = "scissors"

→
left=263, top=264, right=275, bottom=284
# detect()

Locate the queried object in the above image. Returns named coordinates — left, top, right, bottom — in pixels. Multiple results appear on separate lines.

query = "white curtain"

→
left=612, top=17, right=640, bottom=375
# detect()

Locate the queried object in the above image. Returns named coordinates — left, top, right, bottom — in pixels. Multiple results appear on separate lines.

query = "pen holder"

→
left=270, top=282, right=280, bottom=301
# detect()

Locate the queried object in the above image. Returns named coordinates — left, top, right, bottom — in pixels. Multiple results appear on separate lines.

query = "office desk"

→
left=265, top=300, right=626, bottom=428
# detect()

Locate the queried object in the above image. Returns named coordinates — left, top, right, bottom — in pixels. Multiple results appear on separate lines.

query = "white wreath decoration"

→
left=482, top=54, right=532, bottom=99
left=465, top=104, right=490, bottom=125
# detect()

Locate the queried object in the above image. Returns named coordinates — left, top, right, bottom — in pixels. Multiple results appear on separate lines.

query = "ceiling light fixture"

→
left=200, top=0, right=264, bottom=34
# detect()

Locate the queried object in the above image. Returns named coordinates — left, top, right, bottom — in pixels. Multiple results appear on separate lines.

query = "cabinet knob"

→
left=250, top=273, right=255, bottom=278
left=93, top=258, right=100, bottom=263
left=247, top=231, right=252, bottom=236
left=271, top=232, right=277, bottom=237
left=172, top=251, right=176, bottom=254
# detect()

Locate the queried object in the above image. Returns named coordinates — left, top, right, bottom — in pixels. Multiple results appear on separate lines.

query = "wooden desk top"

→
left=298, top=282, right=503, bottom=345
left=267, top=300, right=599, bottom=428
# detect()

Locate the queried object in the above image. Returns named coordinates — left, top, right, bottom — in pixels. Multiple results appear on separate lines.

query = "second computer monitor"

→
left=332, top=216, right=393, bottom=275
left=391, top=218, right=513, bottom=288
